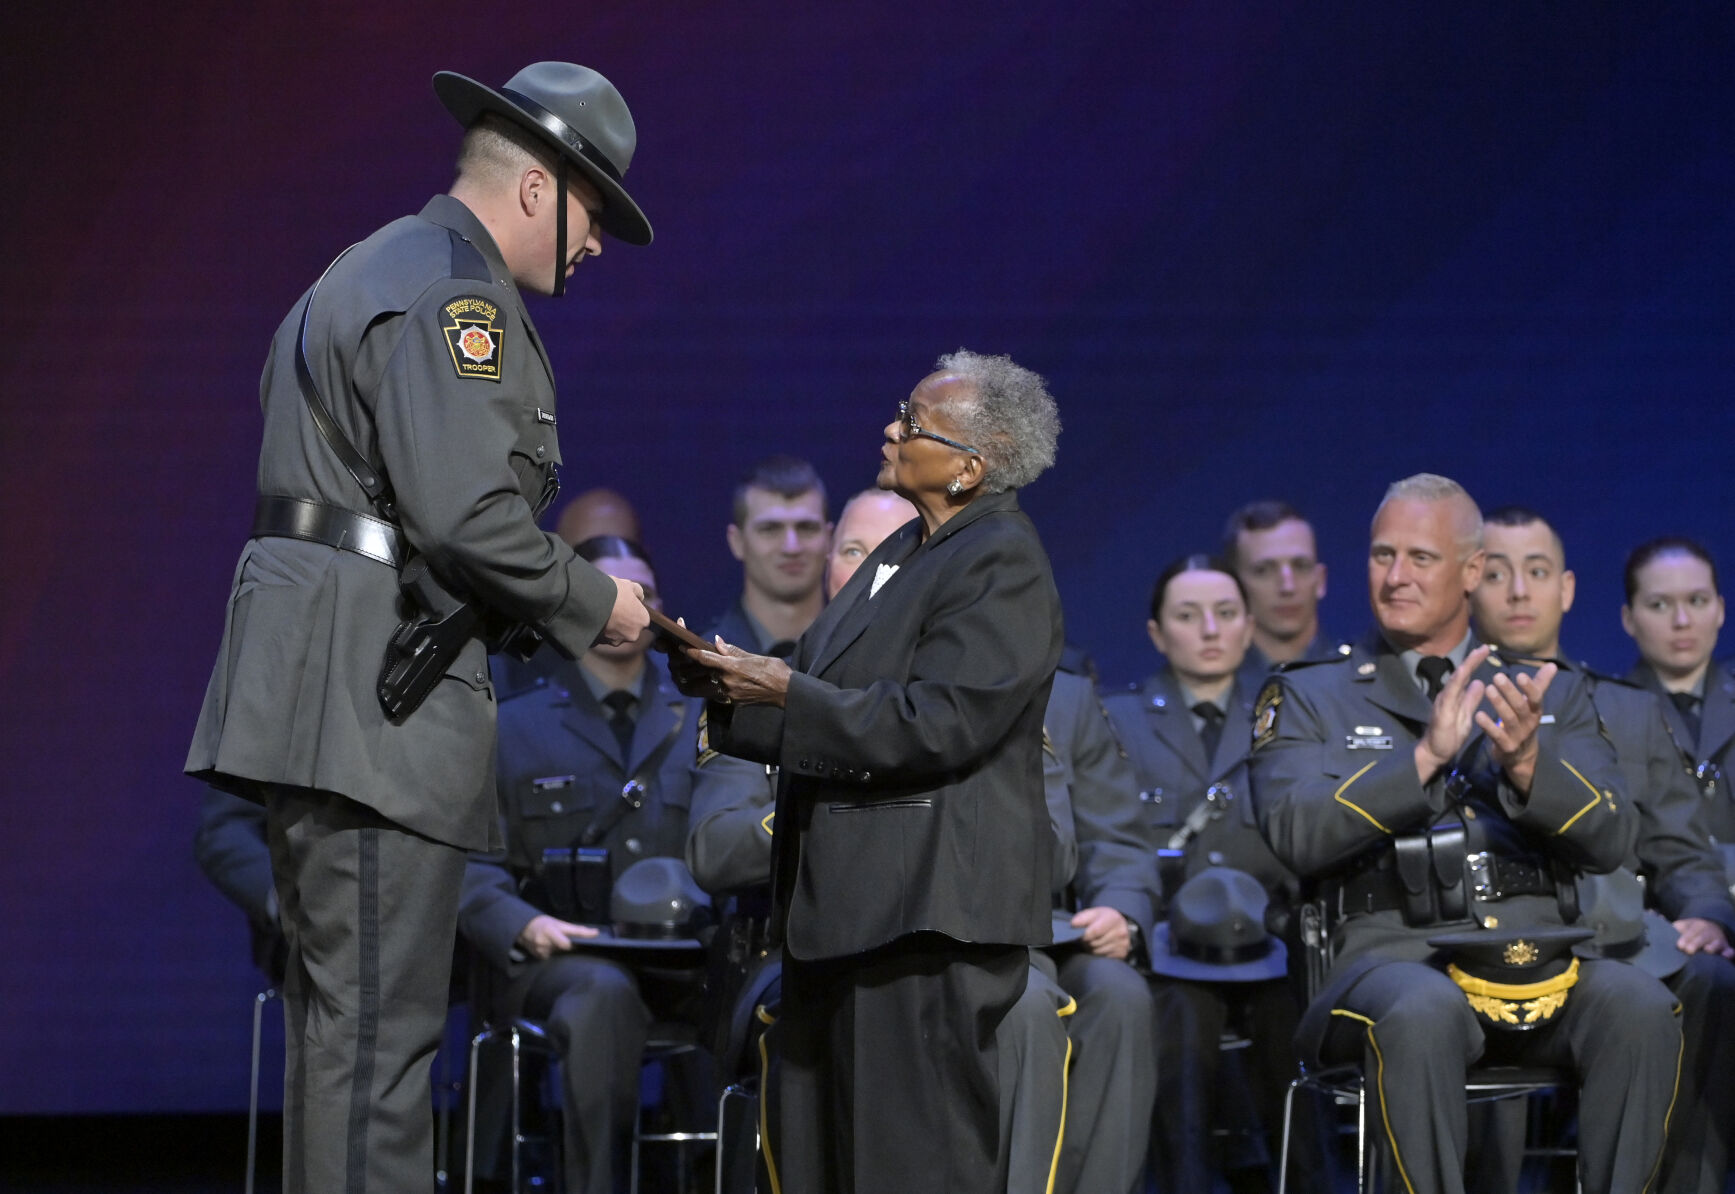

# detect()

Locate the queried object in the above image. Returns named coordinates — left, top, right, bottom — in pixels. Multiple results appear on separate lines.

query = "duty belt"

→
left=1333, top=851, right=1553, bottom=918
left=252, top=495, right=404, bottom=568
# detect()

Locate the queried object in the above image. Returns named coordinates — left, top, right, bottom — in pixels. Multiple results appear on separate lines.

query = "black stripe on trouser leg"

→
left=346, top=826, right=381, bottom=1193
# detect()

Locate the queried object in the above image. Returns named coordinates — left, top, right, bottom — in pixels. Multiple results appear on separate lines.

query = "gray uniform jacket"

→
left=1249, top=634, right=1632, bottom=977
left=1103, top=667, right=1295, bottom=900
left=186, top=195, right=617, bottom=849
left=1631, top=659, right=1735, bottom=862
left=459, top=655, right=702, bottom=971
left=1588, top=669, right=1735, bottom=935
left=709, top=491, right=1063, bottom=961
left=1044, top=670, right=1160, bottom=939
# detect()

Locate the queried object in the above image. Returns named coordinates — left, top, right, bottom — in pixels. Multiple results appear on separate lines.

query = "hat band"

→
left=499, top=87, right=625, bottom=184
left=1170, top=935, right=1273, bottom=967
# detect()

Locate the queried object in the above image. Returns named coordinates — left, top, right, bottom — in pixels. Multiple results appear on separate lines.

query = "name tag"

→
left=1346, top=734, right=1393, bottom=750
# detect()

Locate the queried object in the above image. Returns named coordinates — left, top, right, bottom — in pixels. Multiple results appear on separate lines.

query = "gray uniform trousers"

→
left=1052, top=950, right=1158, bottom=1194
left=267, top=784, right=466, bottom=1194
left=999, top=953, right=1074, bottom=1194
left=1329, top=956, right=1681, bottom=1194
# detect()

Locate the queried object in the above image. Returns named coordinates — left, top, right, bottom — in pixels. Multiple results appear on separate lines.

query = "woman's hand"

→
left=675, top=639, right=793, bottom=708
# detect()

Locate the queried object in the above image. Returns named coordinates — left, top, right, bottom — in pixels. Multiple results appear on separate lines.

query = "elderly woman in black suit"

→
left=675, top=350, right=1063, bottom=1194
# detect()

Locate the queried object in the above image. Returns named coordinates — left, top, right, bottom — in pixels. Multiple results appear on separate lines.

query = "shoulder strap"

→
left=295, top=246, right=398, bottom=522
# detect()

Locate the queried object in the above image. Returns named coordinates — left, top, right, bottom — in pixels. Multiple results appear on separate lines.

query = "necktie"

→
left=1416, top=655, right=1455, bottom=700
left=1194, top=702, right=1226, bottom=759
left=602, top=690, right=636, bottom=758
left=1669, top=691, right=1703, bottom=745
left=767, top=640, right=797, bottom=660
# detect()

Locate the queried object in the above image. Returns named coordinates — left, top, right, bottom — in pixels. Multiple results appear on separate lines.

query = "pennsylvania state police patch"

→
left=1253, top=681, right=1283, bottom=751
left=442, top=296, right=504, bottom=382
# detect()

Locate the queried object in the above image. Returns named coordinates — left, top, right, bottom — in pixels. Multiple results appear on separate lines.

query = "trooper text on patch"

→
left=441, top=295, right=504, bottom=381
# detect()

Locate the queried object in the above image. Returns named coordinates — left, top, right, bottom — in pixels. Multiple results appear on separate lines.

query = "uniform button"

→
left=550, top=801, right=564, bottom=813
left=625, top=838, right=643, bottom=855
left=859, top=772, right=871, bottom=783
left=799, top=758, right=810, bottom=769
left=536, top=445, right=547, bottom=458
left=475, top=670, right=487, bottom=684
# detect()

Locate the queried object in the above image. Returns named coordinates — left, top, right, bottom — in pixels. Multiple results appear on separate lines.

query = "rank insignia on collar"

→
left=1253, top=682, right=1282, bottom=751
left=442, top=296, right=504, bottom=382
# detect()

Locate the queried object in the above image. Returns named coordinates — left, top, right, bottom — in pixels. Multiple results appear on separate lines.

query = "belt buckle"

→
left=1466, top=851, right=1497, bottom=900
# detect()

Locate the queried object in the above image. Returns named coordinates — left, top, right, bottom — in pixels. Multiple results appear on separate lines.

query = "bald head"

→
left=1373, top=473, right=1482, bottom=559
left=826, top=489, right=918, bottom=599
left=1367, top=474, right=1486, bottom=652
left=555, top=488, right=642, bottom=546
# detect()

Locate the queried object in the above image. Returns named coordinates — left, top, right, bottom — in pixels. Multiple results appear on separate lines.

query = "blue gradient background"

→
left=1, top=3, right=1729, bottom=1112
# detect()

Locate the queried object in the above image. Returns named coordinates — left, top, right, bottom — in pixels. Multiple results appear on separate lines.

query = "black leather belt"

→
left=1334, top=852, right=1553, bottom=916
left=252, top=495, right=403, bottom=568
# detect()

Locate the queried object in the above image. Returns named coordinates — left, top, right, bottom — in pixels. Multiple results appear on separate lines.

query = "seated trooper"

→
left=1248, top=473, right=1682, bottom=1194
left=193, top=788, right=287, bottom=986
left=1102, top=554, right=1325, bottom=1193
left=459, top=535, right=708, bottom=1194
left=1472, top=507, right=1735, bottom=1194
left=687, top=486, right=1159, bottom=1194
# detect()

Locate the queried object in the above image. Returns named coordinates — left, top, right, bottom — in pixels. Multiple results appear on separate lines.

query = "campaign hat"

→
left=1572, top=870, right=1686, bottom=981
left=1148, top=867, right=1287, bottom=983
left=434, top=61, right=652, bottom=245
left=568, top=857, right=710, bottom=952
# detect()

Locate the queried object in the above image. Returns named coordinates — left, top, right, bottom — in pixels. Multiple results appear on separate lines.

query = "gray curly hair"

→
left=933, top=350, right=1061, bottom=493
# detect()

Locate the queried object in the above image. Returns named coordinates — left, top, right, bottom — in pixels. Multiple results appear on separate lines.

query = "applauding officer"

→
left=185, top=64, right=654, bottom=1193
left=1248, top=474, right=1680, bottom=1194
left=1473, top=508, right=1734, bottom=1194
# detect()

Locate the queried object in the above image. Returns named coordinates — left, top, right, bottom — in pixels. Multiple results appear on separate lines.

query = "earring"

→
left=947, top=479, right=964, bottom=496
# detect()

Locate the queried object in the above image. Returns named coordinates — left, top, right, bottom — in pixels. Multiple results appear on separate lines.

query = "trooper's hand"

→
left=598, top=577, right=650, bottom=647
left=1415, top=645, right=1491, bottom=783
left=1071, top=906, right=1132, bottom=960
left=1477, top=662, right=1557, bottom=794
left=516, top=914, right=599, bottom=960
left=1673, top=916, right=1735, bottom=959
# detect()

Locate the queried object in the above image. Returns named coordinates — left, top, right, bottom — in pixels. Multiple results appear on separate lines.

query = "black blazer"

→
left=710, top=490, right=1064, bottom=961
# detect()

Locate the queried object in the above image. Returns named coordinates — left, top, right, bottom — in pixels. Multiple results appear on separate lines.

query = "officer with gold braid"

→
left=1247, top=473, right=1682, bottom=1194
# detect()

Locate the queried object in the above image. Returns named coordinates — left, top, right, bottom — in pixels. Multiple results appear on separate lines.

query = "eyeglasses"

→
left=897, top=401, right=980, bottom=455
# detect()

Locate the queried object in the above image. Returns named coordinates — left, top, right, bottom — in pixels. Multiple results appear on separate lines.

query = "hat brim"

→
left=1147, top=924, right=1288, bottom=983
left=1046, top=910, right=1088, bottom=949
left=1573, top=910, right=1688, bottom=981
left=563, top=927, right=705, bottom=952
left=433, top=71, right=652, bottom=246
left=1426, top=924, right=1594, bottom=952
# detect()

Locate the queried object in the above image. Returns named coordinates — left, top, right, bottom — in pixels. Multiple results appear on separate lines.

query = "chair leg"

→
left=465, top=1030, right=485, bottom=1194
left=246, top=988, right=276, bottom=1194
left=1277, top=1079, right=1298, bottom=1194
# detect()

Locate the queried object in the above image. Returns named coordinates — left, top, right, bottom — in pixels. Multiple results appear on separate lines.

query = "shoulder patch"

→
left=441, top=295, right=504, bottom=382
left=1253, top=680, right=1283, bottom=751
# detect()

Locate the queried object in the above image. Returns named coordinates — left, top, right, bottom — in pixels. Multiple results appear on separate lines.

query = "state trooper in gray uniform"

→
left=1473, top=510, right=1735, bottom=1194
left=1248, top=474, right=1681, bottom=1194
left=185, top=63, right=655, bottom=1194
